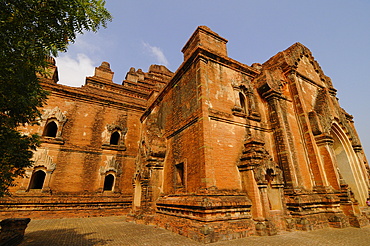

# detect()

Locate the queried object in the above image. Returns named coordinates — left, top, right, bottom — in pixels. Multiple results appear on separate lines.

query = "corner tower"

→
left=134, top=26, right=262, bottom=243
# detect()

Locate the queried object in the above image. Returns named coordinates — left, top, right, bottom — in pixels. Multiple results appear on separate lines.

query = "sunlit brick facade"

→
left=2, top=26, right=370, bottom=243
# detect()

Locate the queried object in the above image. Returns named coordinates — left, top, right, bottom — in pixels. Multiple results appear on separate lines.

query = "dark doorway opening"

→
left=43, top=121, right=58, bottom=137
left=103, top=174, right=115, bottom=191
left=110, top=132, right=120, bottom=145
left=29, top=170, right=46, bottom=189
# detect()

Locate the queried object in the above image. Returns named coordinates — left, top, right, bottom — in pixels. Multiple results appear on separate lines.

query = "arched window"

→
left=43, top=121, right=58, bottom=137
left=103, top=174, right=115, bottom=191
left=29, top=170, right=46, bottom=189
left=110, top=132, right=120, bottom=145
left=239, top=92, right=247, bottom=114
left=175, top=163, right=185, bottom=188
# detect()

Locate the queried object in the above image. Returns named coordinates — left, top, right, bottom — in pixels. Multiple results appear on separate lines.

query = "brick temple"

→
left=2, top=26, right=370, bottom=243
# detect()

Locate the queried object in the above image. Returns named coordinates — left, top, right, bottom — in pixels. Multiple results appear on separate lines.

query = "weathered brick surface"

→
left=3, top=26, right=370, bottom=243
left=134, top=26, right=370, bottom=242
left=3, top=62, right=172, bottom=219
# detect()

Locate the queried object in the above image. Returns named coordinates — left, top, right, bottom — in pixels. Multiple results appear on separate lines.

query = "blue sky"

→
left=56, top=0, right=370, bottom=158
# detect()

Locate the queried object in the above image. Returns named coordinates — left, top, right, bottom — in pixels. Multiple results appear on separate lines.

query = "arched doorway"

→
left=331, top=124, right=368, bottom=205
left=29, top=170, right=46, bottom=189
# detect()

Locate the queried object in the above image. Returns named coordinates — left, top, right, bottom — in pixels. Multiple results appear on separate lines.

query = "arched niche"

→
left=239, top=92, right=247, bottom=114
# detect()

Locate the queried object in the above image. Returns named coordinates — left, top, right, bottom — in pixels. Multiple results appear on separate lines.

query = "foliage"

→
left=0, top=0, right=112, bottom=196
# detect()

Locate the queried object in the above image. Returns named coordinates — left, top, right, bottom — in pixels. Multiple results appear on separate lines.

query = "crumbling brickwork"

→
left=1, top=26, right=370, bottom=243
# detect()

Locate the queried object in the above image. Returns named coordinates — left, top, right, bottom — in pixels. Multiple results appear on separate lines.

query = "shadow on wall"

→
left=20, top=228, right=112, bottom=246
